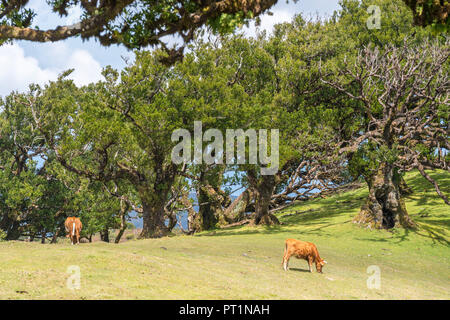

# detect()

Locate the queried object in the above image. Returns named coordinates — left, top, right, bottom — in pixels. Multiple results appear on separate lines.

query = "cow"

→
left=65, top=217, right=82, bottom=245
left=282, top=238, right=327, bottom=273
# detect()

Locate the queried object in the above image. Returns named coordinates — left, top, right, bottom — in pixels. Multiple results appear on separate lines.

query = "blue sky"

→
left=0, top=0, right=341, bottom=97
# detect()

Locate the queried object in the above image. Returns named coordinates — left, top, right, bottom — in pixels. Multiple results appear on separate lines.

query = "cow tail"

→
left=72, top=222, right=76, bottom=235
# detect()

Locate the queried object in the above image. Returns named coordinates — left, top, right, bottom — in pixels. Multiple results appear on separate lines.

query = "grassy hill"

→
left=0, top=170, right=448, bottom=299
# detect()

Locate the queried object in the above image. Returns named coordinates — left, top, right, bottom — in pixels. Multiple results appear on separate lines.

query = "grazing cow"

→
left=282, top=238, right=327, bottom=273
left=65, top=217, right=82, bottom=245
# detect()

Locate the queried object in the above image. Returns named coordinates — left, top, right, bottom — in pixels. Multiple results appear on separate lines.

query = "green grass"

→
left=0, top=170, right=449, bottom=299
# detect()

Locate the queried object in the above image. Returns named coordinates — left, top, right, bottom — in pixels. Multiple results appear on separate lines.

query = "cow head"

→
left=316, top=259, right=327, bottom=273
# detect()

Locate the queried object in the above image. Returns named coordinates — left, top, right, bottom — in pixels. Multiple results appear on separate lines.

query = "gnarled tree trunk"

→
left=140, top=200, right=169, bottom=238
left=223, top=188, right=254, bottom=222
left=251, top=174, right=280, bottom=226
left=138, top=164, right=176, bottom=238
left=353, top=163, right=416, bottom=229
left=191, top=166, right=231, bottom=232
left=195, top=184, right=223, bottom=231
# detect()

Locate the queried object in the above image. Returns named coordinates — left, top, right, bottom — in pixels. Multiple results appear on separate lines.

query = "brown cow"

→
left=282, top=238, right=327, bottom=273
left=65, top=217, right=82, bottom=245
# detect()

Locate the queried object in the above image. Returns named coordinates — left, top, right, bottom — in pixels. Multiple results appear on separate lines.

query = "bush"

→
left=0, top=229, right=7, bottom=241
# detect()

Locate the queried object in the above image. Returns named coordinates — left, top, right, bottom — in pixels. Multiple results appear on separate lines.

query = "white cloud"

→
left=0, top=0, right=341, bottom=98
left=0, top=43, right=57, bottom=96
left=65, top=49, right=103, bottom=86
left=0, top=43, right=103, bottom=97
left=65, top=5, right=82, bottom=25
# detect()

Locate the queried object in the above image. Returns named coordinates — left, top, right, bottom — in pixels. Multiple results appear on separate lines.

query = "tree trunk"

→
left=50, top=228, right=60, bottom=244
left=353, top=163, right=416, bottom=229
left=197, top=185, right=217, bottom=230
left=114, top=225, right=126, bottom=244
left=195, top=184, right=227, bottom=231
left=100, top=227, right=110, bottom=242
left=41, top=230, right=46, bottom=244
left=166, top=210, right=177, bottom=232
left=223, top=188, right=254, bottom=222
left=115, top=201, right=129, bottom=244
left=253, top=175, right=280, bottom=226
left=139, top=198, right=169, bottom=238
left=0, top=214, right=21, bottom=240
left=138, top=163, right=176, bottom=239
left=179, top=192, right=196, bottom=234
left=193, top=167, right=230, bottom=231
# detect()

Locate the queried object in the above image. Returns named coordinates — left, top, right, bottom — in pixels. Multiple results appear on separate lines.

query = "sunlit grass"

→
left=0, top=170, right=448, bottom=299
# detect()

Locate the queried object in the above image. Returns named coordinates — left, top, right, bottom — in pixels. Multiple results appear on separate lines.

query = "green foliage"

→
left=0, top=0, right=447, bottom=239
left=208, top=11, right=254, bottom=35
left=0, top=229, right=6, bottom=241
left=403, top=0, right=450, bottom=32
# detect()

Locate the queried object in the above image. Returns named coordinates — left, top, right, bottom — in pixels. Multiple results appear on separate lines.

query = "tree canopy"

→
left=0, top=0, right=447, bottom=64
left=0, top=0, right=448, bottom=241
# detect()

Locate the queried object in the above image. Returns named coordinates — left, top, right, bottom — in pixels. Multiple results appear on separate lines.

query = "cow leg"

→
left=308, top=257, right=313, bottom=273
left=282, top=254, right=290, bottom=271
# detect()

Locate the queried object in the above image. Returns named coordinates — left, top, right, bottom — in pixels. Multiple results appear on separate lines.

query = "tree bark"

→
left=138, top=162, right=176, bottom=238
left=223, top=188, right=254, bottom=222
left=100, top=227, right=110, bottom=242
left=50, top=230, right=59, bottom=243
left=139, top=197, right=169, bottom=238
left=114, top=201, right=129, bottom=243
left=195, top=184, right=228, bottom=231
left=353, top=163, right=416, bottom=229
left=192, top=167, right=231, bottom=232
left=41, top=230, right=46, bottom=244
left=252, top=174, right=280, bottom=226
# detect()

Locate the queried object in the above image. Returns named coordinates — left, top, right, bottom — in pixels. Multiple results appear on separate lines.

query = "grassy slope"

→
left=0, top=170, right=448, bottom=300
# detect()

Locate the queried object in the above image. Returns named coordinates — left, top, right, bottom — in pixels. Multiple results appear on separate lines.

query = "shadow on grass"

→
left=355, top=224, right=449, bottom=246
left=198, top=208, right=355, bottom=238
left=406, top=195, right=445, bottom=207
left=198, top=190, right=365, bottom=238
left=288, top=268, right=311, bottom=273
left=277, top=194, right=362, bottom=231
left=197, top=170, right=448, bottom=242
left=407, top=171, right=450, bottom=192
left=280, top=203, right=354, bottom=226
left=415, top=223, right=450, bottom=246
left=198, top=225, right=284, bottom=237
left=413, top=216, right=450, bottom=229
left=404, top=170, right=450, bottom=207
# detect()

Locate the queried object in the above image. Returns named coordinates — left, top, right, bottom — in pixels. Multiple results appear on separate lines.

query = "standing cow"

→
left=65, top=217, right=82, bottom=245
left=282, top=238, right=327, bottom=273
